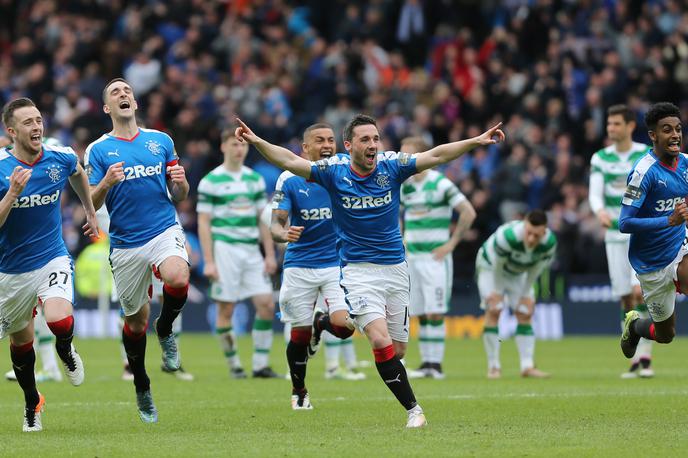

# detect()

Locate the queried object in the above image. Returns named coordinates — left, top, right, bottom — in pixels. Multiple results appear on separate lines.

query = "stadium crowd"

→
left=1, top=0, right=688, bottom=282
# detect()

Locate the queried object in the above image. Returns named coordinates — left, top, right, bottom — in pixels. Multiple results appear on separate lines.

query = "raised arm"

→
left=235, top=118, right=312, bottom=178
left=0, top=166, right=31, bottom=228
left=68, top=163, right=99, bottom=238
left=166, top=151, right=189, bottom=202
left=415, top=123, right=505, bottom=173
left=90, top=161, right=124, bottom=210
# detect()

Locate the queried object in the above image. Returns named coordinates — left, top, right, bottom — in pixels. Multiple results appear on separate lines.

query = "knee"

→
left=124, top=316, right=148, bottom=334
left=217, top=303, right=234, bottom=320
left=165, top=268, right=190, bottom=289
left=370, top=335, right=392, bottom=350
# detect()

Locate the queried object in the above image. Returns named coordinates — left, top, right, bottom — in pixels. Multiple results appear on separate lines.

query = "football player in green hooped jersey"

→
left=197, top=130, right=280, bottom=379
left=588, top=104, right=654, bottom=379
left=399, top=136, right=476, bottom=380
left=476, top=210, right=556, bottom=379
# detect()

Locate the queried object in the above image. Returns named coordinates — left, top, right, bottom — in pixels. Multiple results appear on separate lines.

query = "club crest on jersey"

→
left=46, top=164, right=62, bottom=183
left=145, top=140, right=163, bottom=155
left=375, top=173, right=390, bottom=189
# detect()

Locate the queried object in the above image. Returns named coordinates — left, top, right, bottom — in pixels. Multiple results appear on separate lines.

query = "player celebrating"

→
left=400, top=136, right=476, bottom=380
left=477, top=210, right=556, bottom=379
left=270, top=123, right=359, bottom=409
left=85, top=78, right=191, bottom=423
left=197, top=131, right=280, bottom=379
left=236, top=113, right=504, bottom=428
left=620, top=102, right=688, bottom=357
left=589, top=105, right=653, bottom=378
left=0, top=97, right=98, bottom=431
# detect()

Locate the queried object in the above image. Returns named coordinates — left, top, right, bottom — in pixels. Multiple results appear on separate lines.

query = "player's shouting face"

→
left=345, top=123, right=381, bottom=175
left=652, top=116, right=682, bottom=158
left=303, top=127, right=335, bottom=161
left=7, top=105, right=43, bottom=156
left=103, top=79, right=137, bottom=120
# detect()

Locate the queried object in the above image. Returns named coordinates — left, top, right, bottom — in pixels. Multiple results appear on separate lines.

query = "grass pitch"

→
left=1, top=334, right=688, bottom=457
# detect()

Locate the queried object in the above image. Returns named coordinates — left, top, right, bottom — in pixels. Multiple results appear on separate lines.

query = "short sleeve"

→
left=309, top=158, right=335, bottom=189
left=622, top=167, right=651, bottom=209
left=442, top=178, right=466, bottom=207
left=84, top=145, right=105, bottom=186
left=161, top=132, right=177, bottom=166
left=272, top=173, right=292, bottom=212
left=196, top=177, right=214, bottom=214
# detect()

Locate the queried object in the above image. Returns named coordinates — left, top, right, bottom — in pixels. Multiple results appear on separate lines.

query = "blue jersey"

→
left=309, top=152, right=417, bottom=265
left=84, top=128, right=178, bottom=248
left=622, top=151, right=688, bottom=273
left=273, top=171, right=338, bottom=269
left=0, top=144, right=78, bottom=273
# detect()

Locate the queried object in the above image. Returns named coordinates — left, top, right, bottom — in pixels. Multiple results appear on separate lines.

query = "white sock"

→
left=323, top=331, right=341, bottom=371
left=341, top=337, right=357, bottom=369
left=515, top=324, right=535, bottom=371
left=252, top=319, right=273, bottom=371
left=427, top=319, right=445, bottom=364
left=482, top=327, right=500, bottom=370
left=418, top=322, right=429, bottom=364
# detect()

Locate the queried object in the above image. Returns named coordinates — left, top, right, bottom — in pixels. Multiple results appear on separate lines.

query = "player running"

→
left=270, top=123, right=360, bottom=409
left=236, top=113, right=504, bottom=428
left=197, top=130, right=280, bottom=379
left=589, top=105, right=653, bottom=378
left=85, top=78, right=191, bottom=423
left=477, top=210, right=556, bottom=379
left=0, top=97, right=98, bottom=431
left=619, top=102, right=688, bottom=357
left=400, top=136, right=476, bottom=380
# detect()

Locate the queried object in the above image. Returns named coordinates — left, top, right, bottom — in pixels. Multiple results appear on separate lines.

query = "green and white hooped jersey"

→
left=589, top=142, right=649, bottom=242
left=401, top=170, right=466, bottom=255
left=477, top=220, right=556, bottom=275
left=196, top=165, right=267, bottom=245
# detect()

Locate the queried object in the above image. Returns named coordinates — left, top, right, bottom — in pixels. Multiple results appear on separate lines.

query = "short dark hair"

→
left=343, top=114, right=377, bottom=143
left=303, top=123, right=334, bottom=142
left=525, top=209, right=548, bottom=226
left=102, top=77, right=130, bottom=102
left=2, top=97, right=36, bottom=128
left=644, top=102, right=681, bottom=131
left=607, top=104, right=635, bottom=123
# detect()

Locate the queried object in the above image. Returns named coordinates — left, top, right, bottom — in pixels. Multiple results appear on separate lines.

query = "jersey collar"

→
left=13, top=148, right=43, bottom=167
left=110, top=129, right=141, bottom=142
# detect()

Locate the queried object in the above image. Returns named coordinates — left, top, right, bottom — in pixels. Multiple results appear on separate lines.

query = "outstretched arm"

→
left=235, top=118, right=312, bottom=178
left=415, top=123, right=505, bottom=173
left=68, top=163, right=99, bottom=238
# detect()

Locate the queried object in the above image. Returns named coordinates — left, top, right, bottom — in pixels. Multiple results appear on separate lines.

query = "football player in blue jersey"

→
left=619, top=102, right=688, bottom=358
left=0, top=97, right=99, bottom=431
left=84, top=78, right=190, bottom=423
left=236, top=114, right=504, bottom=428
left=270, top=123, right=360, bottom=410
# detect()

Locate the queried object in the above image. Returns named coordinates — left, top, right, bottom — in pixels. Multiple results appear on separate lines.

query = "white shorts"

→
left=477, top=267, right=534, bottom=312
left=606, top=241, right=640, bottom=297
left=0, top=256, right=74, bottom=339
left=340, top=262, right=410, bottom=343
left=279, top=266, right=347, bottom=327
left=110, top=225, right=189, bottom=316
left=210, top=242, right=272, bottom=302
left=637, top=243, right=688, bottom=322
left=408, top=254, right=452, bottom=316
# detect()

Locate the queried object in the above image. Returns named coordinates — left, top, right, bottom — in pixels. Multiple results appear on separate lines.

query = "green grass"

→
left=1, top=335, right=688, bottom=457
